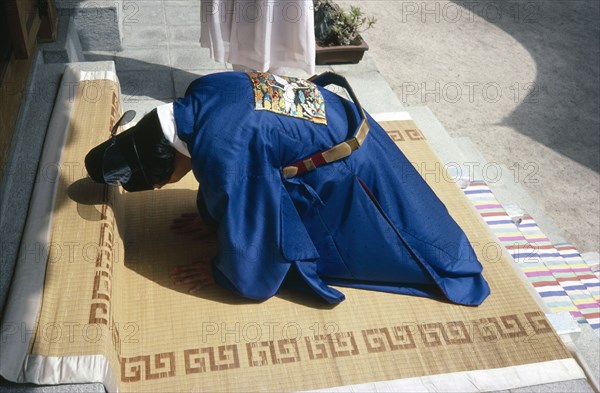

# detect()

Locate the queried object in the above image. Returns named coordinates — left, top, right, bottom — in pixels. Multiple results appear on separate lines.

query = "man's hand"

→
left=170, top=212, right=217, bottom=240
left=171, top=259, right=215, bottom=294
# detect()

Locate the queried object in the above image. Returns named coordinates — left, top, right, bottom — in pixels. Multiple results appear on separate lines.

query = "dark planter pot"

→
left=315, top=35, right=369, bottom=65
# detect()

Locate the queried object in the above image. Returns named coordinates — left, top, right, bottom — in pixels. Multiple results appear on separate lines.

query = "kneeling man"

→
left=85, top=71, right=490, bottom=305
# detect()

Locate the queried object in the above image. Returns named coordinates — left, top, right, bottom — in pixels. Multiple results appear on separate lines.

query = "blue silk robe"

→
left=173, top=72, right=490, bottom=305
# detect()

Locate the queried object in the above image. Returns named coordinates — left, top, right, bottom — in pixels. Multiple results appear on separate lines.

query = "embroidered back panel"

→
left=248, top=72, right=327, bottom=125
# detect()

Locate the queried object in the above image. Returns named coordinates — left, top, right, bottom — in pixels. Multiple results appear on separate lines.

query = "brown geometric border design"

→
left=118, top=311, right=554, bottom=383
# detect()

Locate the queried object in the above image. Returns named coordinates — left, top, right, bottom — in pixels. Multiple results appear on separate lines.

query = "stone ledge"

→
left=0, top=59, right=66, bottom=316
left=55, top=0, right=124, bottom=51
left=39, top=16, right=85, bottom=64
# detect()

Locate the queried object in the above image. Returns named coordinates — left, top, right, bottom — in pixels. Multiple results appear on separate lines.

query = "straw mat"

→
left=1, top=75, right=578, bottom=392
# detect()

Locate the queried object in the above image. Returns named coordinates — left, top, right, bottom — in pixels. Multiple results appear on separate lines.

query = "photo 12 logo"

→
left=202, top=1, right=307, bottom=23
left=400, top=81, right=540, bottom=105
left=0, top=321, right=139, bottom=345
left=400, top=2, right=541, bottom=24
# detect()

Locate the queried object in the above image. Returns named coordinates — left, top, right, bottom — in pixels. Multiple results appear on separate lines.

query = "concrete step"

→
left=581, top=252, right=600, bottom=275
left=0, top=61, right=66, bottom=316
left=404, top=106, right=469, bottom=165
left=453, top=136, right=568, bottom=246
left=39, top=16, right=84, bottom=64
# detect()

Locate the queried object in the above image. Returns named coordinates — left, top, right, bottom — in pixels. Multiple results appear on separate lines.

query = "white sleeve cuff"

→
left=156, top=103, right=191, bottom=157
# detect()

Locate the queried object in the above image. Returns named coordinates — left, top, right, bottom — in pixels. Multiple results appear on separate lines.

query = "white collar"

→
left=156, top=103, right=190, bottom=157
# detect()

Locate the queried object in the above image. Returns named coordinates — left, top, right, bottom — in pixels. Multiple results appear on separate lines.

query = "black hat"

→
left=85, top=109, right=163, bottom=192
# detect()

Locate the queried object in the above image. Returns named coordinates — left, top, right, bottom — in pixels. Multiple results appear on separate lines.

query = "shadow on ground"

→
left=453, top=0, right=600, bottom=172
left=68, top=179, right=336, bottom=309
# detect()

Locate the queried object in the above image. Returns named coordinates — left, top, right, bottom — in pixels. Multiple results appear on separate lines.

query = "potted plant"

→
left=313, top=0, right=377, bottom=65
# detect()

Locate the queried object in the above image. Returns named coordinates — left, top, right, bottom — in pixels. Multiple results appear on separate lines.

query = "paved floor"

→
left=1, top=0, right=598, bottom=391
left=355, top=0, right=600, bottom=253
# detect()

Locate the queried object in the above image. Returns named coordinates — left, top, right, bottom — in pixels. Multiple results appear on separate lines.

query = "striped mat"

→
left=555, top=243, right=600, bottom=302
left=464, top=181, right=600, bottom=333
